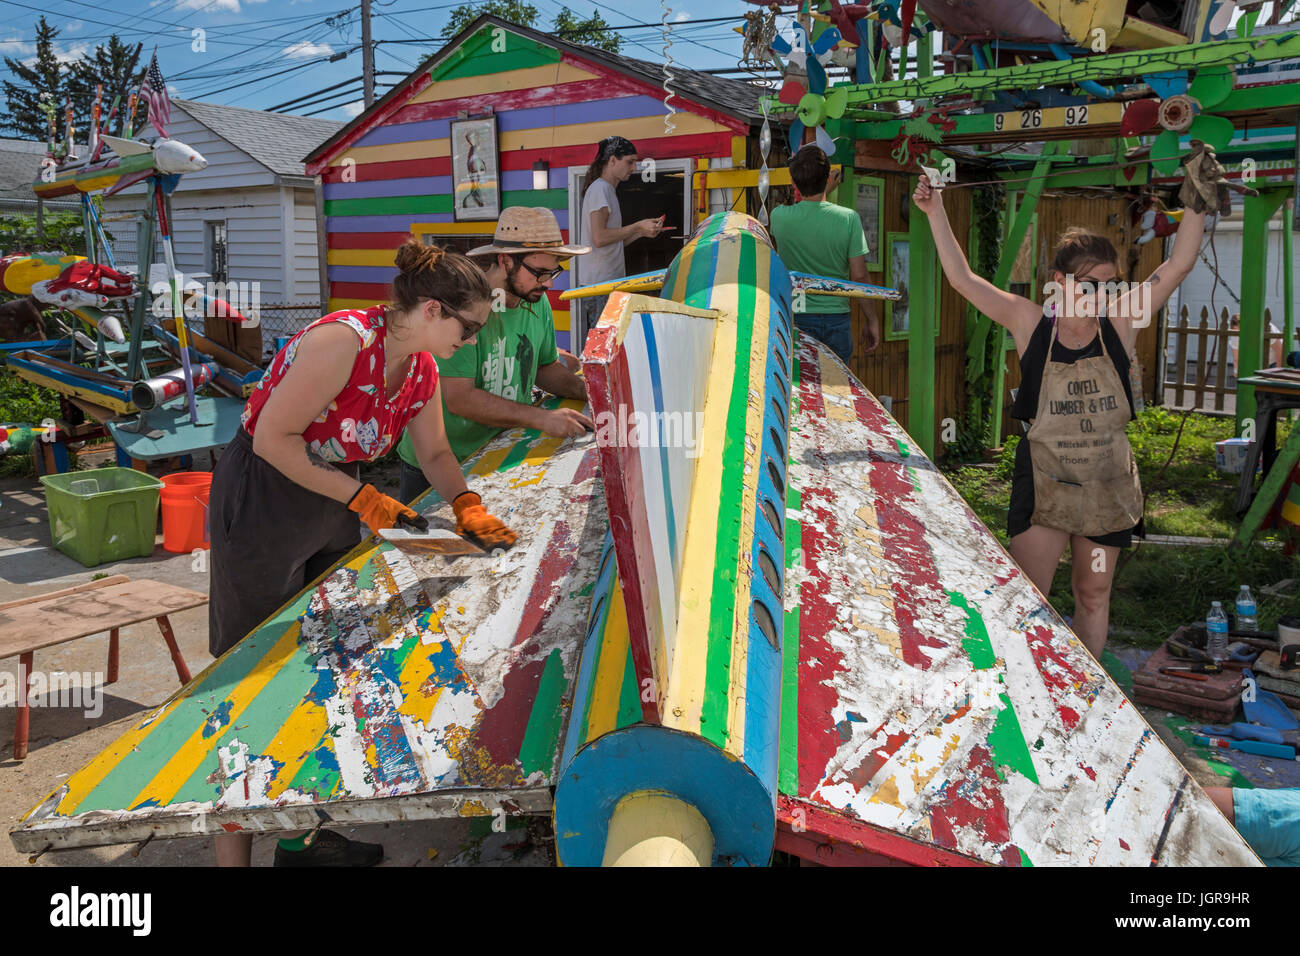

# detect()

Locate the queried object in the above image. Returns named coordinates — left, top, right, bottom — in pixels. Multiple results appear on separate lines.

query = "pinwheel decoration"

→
left=773, top=20, right=845, bottom=154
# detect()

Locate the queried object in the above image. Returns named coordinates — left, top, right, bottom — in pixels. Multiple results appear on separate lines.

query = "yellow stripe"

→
left=334, top=113, right=727, bottom=167
left=724, top=243, right=770, bottom=758
left=816, top=346, right=860, bottom=423
left=8, top=366, right=134, bottom=414
left=409, top=62, right=597, bottom=104
left=261, top=699, right=330, bottom=801
left=584, top=578, right=632, bottom=744
left=554, top=309, right=570, bottom=332
left=411, top=222, right=497, bottom=236
left=49, top=688, right=197, bottom=817
left=328, top=248, right=401, bottom=267
left=731, top=135, right=746, bottom=166
left=468, top=442, right=515, bottom=475
left=126, top=622, right=305, bottom=809
left=1281, top=497, right=1300, bottom=525
left=328, top=298, right=378, bottom=311
left=662, top=239, right=741, bottom=735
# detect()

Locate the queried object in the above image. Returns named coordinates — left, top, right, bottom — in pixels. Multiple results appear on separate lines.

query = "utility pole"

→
left=361, top=0, right=375, bottom=108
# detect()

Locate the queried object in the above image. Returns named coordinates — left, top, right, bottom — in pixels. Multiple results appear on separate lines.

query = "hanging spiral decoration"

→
left=758, top=97, right=772, bottom=225
left=661, top=1, right=679, bottom=136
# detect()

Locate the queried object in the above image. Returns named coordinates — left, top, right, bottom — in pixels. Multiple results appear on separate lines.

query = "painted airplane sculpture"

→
left=9, top=212, right=1258, bottom=866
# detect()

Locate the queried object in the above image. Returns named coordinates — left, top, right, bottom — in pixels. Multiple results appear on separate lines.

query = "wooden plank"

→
left=1235, top=421, right=1300, bottom=546
left=1173, top=306, right=1189, bottom=408
left=0, top=581, right=207, bottom=657
left=0, top=575, right=130, bottom=612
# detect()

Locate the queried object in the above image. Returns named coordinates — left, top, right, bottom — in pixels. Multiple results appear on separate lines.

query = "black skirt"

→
left=207, top=428, right=362, bottom=657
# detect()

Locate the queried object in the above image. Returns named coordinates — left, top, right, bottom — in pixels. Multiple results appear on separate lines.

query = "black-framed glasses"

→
left=517, top=259, right=564, bottom=282
left=432, top=299, right=485, bottom=341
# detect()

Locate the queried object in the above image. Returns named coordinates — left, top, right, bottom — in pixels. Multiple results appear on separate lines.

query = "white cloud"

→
left=284, top=40, right=334, bottom=59
left=65, top=20, right=84, bottom=33
left=174, top=0, right=241, bottom=12
left=341, top=101, right=366, bottom=119
left=673, top=12, right=689, bottom=22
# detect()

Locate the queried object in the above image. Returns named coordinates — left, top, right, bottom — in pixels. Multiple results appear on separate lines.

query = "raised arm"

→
left=913, top=175, right=1042, bottom=353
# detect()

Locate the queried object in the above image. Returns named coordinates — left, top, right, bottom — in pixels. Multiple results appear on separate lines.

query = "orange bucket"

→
left=160, top=471, right=213, bottom=553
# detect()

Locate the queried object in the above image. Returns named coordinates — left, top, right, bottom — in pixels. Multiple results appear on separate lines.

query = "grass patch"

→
left=943, top=407, right=1300, bottom=648
left=0, top=373, right=64, bottom=479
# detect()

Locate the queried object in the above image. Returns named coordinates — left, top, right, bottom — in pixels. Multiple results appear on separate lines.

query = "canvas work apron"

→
left=1026, top=318, right=1143, bottom=537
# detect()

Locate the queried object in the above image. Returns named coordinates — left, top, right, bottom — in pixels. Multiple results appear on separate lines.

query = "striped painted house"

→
left=303, top=14, right=769, bottom=353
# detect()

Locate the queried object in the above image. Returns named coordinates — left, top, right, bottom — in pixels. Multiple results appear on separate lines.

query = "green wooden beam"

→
left=909, top=180, right=939, bottom=457
left=1285, top=198, right=1296, bottom=372
left=767, top=33, right=1300, bottom=111
left=966, top=142, right=1064, bottom=447
left=1236, top=187, right=1291, bottom=435
left=1234, top=424, right=1300, bottom=547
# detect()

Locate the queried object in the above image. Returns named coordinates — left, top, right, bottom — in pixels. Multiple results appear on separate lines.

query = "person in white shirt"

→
left=578, top=135, right=665, bottom=347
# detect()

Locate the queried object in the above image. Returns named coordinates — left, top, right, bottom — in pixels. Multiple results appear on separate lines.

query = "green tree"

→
left=66, top=36, right=145, bottom=139
left=445, top=1, right=540, bottom=36
left=443, top=2, right=620, bottom=52
left=552, top=8, right=622, bottom=53
left=1, top=17, right=68, bottom=141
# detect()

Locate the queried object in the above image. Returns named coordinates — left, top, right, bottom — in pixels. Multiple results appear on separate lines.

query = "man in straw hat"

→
left=397, top=207, right=593, bottom=503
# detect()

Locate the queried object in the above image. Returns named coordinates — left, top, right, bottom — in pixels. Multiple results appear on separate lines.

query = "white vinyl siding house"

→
left=101, top=100, right=340, bottom=355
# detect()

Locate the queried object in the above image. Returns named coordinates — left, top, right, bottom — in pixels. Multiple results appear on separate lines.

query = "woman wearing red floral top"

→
left=208, top=240, right=516, bottom=866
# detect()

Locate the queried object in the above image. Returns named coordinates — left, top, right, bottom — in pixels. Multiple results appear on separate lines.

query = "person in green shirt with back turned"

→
left=769, top=144, right=879, bottom=363
left=396, top=207, right=593, bottom=503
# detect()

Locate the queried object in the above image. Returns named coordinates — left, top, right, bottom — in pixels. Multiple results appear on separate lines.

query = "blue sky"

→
left=0, top=0, right=758, bottom=124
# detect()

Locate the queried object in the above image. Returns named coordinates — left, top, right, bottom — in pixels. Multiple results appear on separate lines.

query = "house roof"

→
left=305, top=14, right=765, bottom=165
left=175, top=99, right=343, bottom=179
left=0, top=137, right=49, bottom=200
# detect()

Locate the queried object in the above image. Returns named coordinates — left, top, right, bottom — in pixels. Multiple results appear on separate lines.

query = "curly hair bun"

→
left=394, top=237, right=446, bottom=274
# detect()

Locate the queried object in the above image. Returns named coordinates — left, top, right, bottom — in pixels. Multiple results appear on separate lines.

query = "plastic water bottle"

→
left=1235, top=585, right=1258, bottom=633
left=1207, top=602, right=1229, bottom=662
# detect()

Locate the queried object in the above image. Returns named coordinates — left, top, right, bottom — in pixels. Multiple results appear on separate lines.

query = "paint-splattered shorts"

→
left=207, top=428, right=361, bottom=657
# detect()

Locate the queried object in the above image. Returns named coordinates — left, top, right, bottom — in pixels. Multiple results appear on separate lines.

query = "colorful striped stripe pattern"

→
left=16, top=398, right=606, bottom=849
left=554, top=212, right=793, bottom=864
left=580, top=291, right=719, bottom=721
left=775, top=333, right=1259, bottom=867
left=312, top=22, right=742, bottom=353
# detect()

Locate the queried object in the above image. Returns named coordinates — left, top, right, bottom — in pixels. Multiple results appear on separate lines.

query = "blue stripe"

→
left=559, top=531, right=618, bottom=770
left=329, top=264, right=399, bottom=284
left=639, top=311, right=679, bottom=584
left=326, top=209, right=569, bottom=234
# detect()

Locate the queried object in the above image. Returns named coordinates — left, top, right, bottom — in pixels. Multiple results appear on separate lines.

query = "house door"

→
left=567, top=157, right=692, bottom=353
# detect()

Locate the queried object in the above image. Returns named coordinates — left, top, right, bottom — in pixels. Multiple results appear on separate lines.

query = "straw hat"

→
left=467, top=206, right=590, bottom=258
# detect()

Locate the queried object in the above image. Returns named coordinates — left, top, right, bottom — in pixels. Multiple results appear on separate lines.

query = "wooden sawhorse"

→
left=0, top=575, right=207, bottom=760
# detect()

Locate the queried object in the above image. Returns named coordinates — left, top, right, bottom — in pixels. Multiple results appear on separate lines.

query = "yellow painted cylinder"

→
left=601, top=791, right=714, bottom=867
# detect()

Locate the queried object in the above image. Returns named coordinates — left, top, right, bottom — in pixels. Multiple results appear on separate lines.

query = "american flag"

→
left=140, top=50, right=171, bottom=138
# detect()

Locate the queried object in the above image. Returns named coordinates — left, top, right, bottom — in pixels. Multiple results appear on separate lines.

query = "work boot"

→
left=273, top=829, right=383, bottom=867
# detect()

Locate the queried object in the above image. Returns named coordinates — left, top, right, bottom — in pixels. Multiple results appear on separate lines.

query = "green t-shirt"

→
left=398, top=294, right=559, bottom=465
left=769, top=200, right=869, bottom=314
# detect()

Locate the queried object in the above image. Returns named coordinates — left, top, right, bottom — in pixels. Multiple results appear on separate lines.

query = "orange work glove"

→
left=452, top=491, right=517, bottom=549
left=347, top=483, right=421, bottom=537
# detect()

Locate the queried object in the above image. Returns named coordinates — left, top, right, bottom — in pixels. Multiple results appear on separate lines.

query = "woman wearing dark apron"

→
left=208, top=239, right=517, bottom=865
left=913, top=145, right=1224, bottom=660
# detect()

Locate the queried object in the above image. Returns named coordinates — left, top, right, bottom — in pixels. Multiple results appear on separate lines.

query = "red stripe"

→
left=317, top=133, right=734, bottom=181
left=775, top=796, right=984, bottom=867
left=321, top=157, right=450, bottom=184
left=386, top=76, right=652, bottom=125
left=582, top=315, right=660, bottom=722
left=330, top=281, right=389, bottom=301
left=1023, top=624, right=1092, bottom=732
left=927, top=745, right=1023, bottom=866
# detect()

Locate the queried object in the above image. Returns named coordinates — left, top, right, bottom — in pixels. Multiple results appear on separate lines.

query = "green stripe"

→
left=948, top=591, right=995, bottom=670
left=325, top=194, right=451, bottom=217
left=616, top=635, right=641, bottom=728
left=503, top=188, right=567, bottom=210
left=989, top=692, right=1039, bottom=785
left=573, top=591, right=610, bottom=747
left=517, top=648, right=568, bottom=774
left=286, top=736, right=341, bottom=800
left=700, top=231, right=757, bottom=747
left=436, top=32, right=559, bottom=81
left=779, top=465, right=802, bottom=795
left=75, top=599, right=312, bottom=812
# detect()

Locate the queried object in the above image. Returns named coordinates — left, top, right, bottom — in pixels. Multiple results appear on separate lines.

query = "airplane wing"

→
left=789, top=271, right=902, bottom=301
left=559, top=268, right=668, bottom=300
